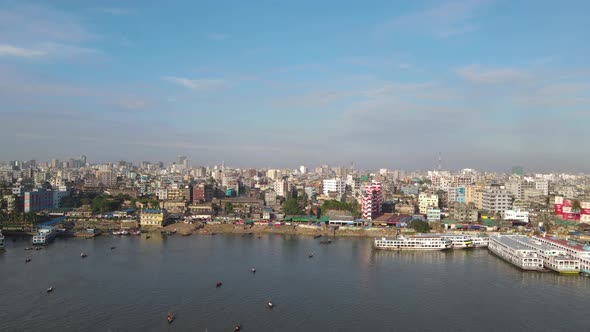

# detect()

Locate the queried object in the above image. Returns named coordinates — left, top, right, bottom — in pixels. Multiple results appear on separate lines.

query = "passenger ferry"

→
left=433, top=234, right=474, bottom=249
left=0, top=230, right=4, bottom=250
left=32, top=227, right=57, bottom=245
left=374, top=236, right=452, bottom=251
left=535, top=236, right=590, bottom=275
left=488, top=235, right=545, bottom=271
left=512, top=236, right=579, bottom=274
left=471, top=236, right=489, bottom=248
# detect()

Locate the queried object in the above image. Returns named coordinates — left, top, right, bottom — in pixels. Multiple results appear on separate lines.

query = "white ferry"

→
left=535, top=236, right=590, bottom=275
left=471, top=236, right=489, bottom=248
left=431, top=234, right=474, bottom=249
left=488, top=235, right=545, bottom=271
left=374, top=236, right=452, bottom=251
left=32, top=227, right=57, bottom=245
left=512, top=236, right=579, bottom=274
left=0, top=230, right=4, bottom=250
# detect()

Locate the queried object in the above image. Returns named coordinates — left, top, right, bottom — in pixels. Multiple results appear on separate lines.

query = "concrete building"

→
left=482, top=185, right=512, bottom=214
left=418, top=193, right=439, bottom=215
left=323, top=178, right=345, bottom=196
left=465, top=185, right=483, bottom=209
left=448, top=187, right=466, bottom=204
left=192, top=184, right=213, bottom=203
left=97, top=170, right=117, bottom=187
left=155, top=188, right=168, bottom=200
left=503, top=209, right=529, bottom=223
left=427, top=208, right=441, bottom=222
left=264, top=190, right=278, bottom=206
left=449, top=202, right=479, bottom=223
left=361, top=181, right=382, bottom=220
left=140, top=209, right=164, bottom=227
left=274, top=178, right=289, bottom=197
left=24, top=190, right=53, bottom=213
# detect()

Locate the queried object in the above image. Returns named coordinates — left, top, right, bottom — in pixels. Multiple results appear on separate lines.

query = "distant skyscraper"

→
left=512, top=166, right=524, bottom=176
left=299, top=166, right=307, bottom=174
left=80, top=155, right=87, bottom=166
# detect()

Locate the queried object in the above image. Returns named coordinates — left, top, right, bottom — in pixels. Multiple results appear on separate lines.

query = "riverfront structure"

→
left=488, top=235, right=545, bottom=271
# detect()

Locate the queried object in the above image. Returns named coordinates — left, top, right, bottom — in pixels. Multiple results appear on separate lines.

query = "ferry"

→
left=488, top=235, right=545, bottom=271
left=374, top=236, right=452, bottom=251
left=433, top=234, right=474, bottom=249
left=32, top=227, right=58, bottom=245
left=471, top=236, right=489, bottom=248
left=0, top=230, right=4, bottom=250
left=512, top=236, right=579, bottom=274
left=534, top=236, right=590, bottom=275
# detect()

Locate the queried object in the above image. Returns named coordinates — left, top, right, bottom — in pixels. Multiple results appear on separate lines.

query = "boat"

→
left=314, top=234, right=322, bottom=238
left=131, top=230, right=141, bottom=235
left=374, top=236, right=452, bottom=251
left=436, top=234, right=474, bottom=249
left=470, top=236, right=490, bottom=248
left=319, top=239, right=332, bottom=244
left=32, top=227, right=57, bottom=245
left=110, top=246, right=116, bottom=250
left=488, top=235, right=545, bottom=271
left=24, top=247, right=33, bottom=251
left=167, top=313, right=174, bottom=324
left=251, top=267, right=256, bottom=273
left=235, top=324, right=242, bottom=331
left=0, top=230, right=4, bottom=250
left=308, top=253, right=314, bottom=258
left=267, top=301, right=274, bottom=308
left=35, top=247, right=42, bottom=250
left=534, top=236, right=590, bottom=274
left=112, top=231, right=122, bottom=235
left=512, top=236, right=579, bottom=274
left=46, top=286, right=53, bottom=293
left=146, top=235, right=151, bottom=239
left=25, top=258, right=31, bottom=263
left=81, top=253, right=88, bottom=258
left=216, top=281, right=222, bottom=288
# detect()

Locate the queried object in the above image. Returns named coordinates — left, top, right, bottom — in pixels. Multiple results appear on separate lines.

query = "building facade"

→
left=361, top=181, right=382, bottom=220
left=418, top=193, right=439, bottom=215
left=482, top=185, right=512, bottom=214
left=140, top=209, right=164, bottom=227
left=323, top=178, right=345, bottom=196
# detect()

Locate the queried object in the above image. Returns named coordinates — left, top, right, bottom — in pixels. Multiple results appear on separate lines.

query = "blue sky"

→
left=1, top=0, right=589, bottom=172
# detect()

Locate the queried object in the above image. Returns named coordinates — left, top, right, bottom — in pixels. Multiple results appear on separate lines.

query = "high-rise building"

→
left=274, top=178, right=289, bottom=197
left=80, top=155, right=87, bottom=166
left=299, top=166, right=307, bottom=174
left=192, top=184, right=213, bottom=203
left=512, top=166, right=524, bottom=176
left=482, top=185, right=512, bottom=214
left=361, top=181, right=382, bottom=220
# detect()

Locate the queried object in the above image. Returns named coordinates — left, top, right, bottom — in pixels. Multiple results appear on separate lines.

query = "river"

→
left=0, top=234, right=588, bottom=331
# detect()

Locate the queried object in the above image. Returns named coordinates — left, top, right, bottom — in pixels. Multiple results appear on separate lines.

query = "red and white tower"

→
left=362, top=181, right=382, bottom=220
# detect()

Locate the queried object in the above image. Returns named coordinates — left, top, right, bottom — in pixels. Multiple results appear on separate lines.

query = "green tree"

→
left=572, top=200, right=582, bottom=213
left=282, top=198, right=303, bottom=215
left=225, top=202, right=234, bottom=214
left=409, top=219, right=431, bottom=233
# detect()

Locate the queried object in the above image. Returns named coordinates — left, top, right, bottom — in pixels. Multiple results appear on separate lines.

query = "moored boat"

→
left=33, top=227, right=57, bottom=245
left=374, top=236, right=452, bottom=251
left=488, top=235, right=545, bottom=271
left=0, top=230, right=4, bottom=250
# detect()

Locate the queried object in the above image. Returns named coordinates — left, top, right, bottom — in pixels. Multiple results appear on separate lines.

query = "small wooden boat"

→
left=81, top=253, right=87, bottom=258
left=167, top=313, right=174, bottom=324
left=35, top=247, right=43, bottom=250
left=314, top=234, right=322, bottom=238
left=110, top=246, right=116, bottom=250
left=319, top=239, right=332, bottom=244
left=267, top=301, right=274, bottom=308
left=46, top=286, right=53, bottom=293
left=25, top=258, right=31, bottom=263
left=235, top=324, right=241, bottom=331
left=24, top=247, right=33, bottom=251
left=216, top=281, right=222, bottom=288
left=146, top=235, right=151, bottom=239
left=251, top=267, right=256, bottom=273
left=308, top=253, right=314, bottom=258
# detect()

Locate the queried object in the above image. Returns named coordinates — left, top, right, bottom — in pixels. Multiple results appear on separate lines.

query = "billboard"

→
left=563, top=199, right=573, bottom=207
left=581, top=215, right=590, bottom=223
left=562, top=206, right=573, bottom=213
left=581, top=201, right=590, bottom=209
left=555, top=196, right=563, bottom=205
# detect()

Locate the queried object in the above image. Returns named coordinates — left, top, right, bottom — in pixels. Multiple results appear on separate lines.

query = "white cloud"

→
left=0, top=44, right=46, bottom=57
left=162, top=76, right=231, bottom=92
left=456, top=64, right=530, bottom=84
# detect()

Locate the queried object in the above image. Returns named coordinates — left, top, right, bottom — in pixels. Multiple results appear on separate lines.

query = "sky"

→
left=0, top=0, right=589, bottom=172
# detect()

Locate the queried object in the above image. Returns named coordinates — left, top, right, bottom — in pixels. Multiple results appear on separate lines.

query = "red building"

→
left=362, top=181, right=382, bottom=220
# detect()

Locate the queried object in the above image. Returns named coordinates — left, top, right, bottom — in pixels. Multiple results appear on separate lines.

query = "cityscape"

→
left=2, top=0, right=590, bottom=330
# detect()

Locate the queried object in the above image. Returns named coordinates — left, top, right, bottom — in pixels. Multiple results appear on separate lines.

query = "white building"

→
left=323, top=178, right=345, bottom=196
left=504, top=209, right=529, bottom=223
left=273, top=179, right=288, bottom=197
left=155, top=188, right=168, bottom=200
left=418, top=193, right=439, bottom=215
left=534, top=180, right=549, bottom=196
left=299, top=166, right=307, bottom=174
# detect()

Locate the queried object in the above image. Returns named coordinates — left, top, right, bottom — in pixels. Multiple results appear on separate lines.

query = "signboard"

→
left=555, top=196, right=563, bottom=205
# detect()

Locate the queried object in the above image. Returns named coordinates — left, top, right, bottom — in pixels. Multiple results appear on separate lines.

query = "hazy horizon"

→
left=1, top=1, right=589, bottom=172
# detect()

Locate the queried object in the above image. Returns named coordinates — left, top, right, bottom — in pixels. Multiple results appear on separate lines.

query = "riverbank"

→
left=195, top=223, right=401, bottom=238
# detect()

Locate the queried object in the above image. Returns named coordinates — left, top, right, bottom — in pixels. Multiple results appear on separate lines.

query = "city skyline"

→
left=1, top=1, right=589, bottom=171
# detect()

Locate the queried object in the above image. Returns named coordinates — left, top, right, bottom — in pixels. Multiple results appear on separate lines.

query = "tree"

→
left=225, top=202, right=234, bottom=214
left=282, top=198, right=303, bottom=215
left=409, top=219, right=431, bottom=233
left=572, top=200, right=582, bottom=213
